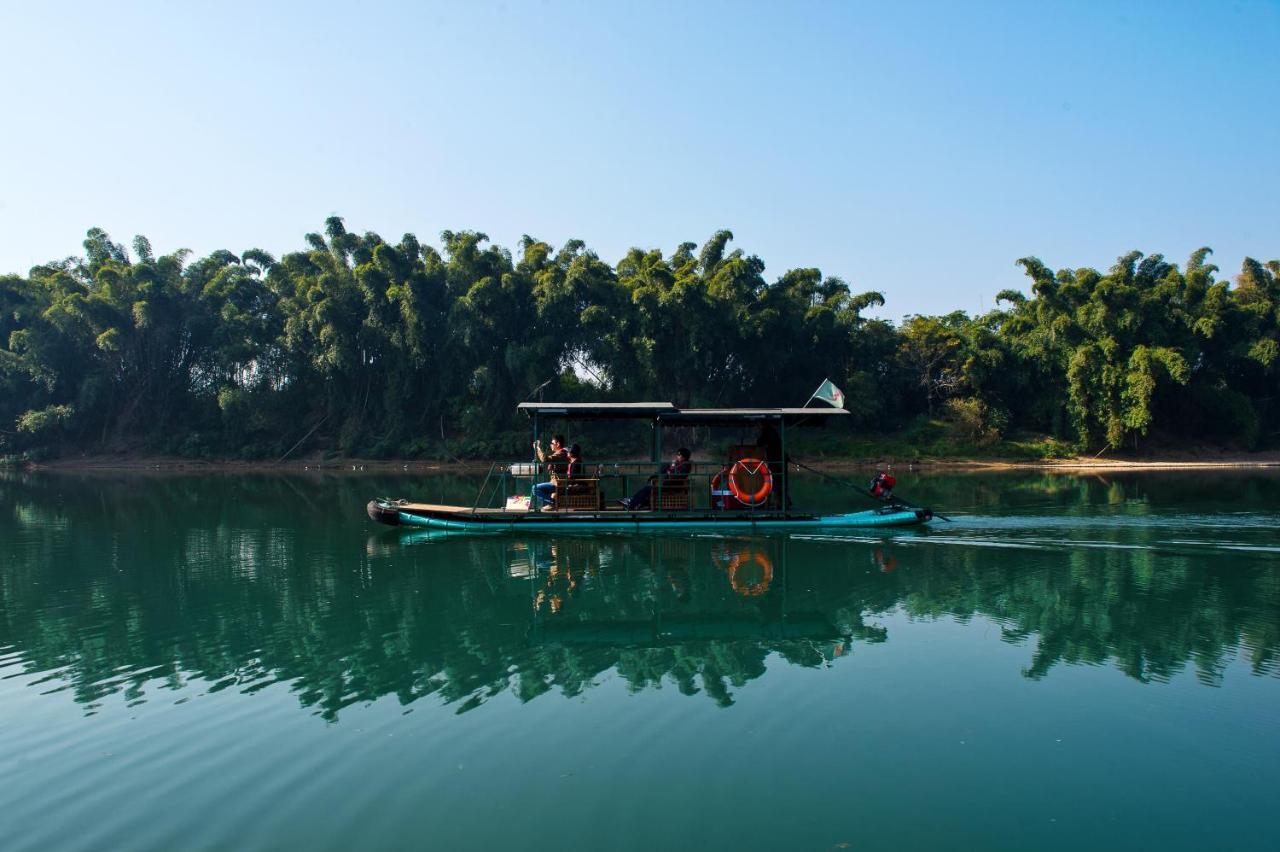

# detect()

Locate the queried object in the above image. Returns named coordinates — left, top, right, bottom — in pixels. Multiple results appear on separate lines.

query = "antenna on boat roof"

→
left=525, top=377, right=554, bottom=402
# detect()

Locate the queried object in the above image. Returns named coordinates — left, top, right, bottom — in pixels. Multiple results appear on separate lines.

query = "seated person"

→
left=532, top=434, right=569, bottom=509
left=564, top=444, right=587, bottom=491
left=620, top=448, right=691, bottom=509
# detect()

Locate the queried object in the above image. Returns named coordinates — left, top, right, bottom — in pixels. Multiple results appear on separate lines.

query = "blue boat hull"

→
left=392, top=507, right=930, bottom=532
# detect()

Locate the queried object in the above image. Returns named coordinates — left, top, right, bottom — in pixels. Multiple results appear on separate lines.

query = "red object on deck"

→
left=870, top=472, right=897, bottom=500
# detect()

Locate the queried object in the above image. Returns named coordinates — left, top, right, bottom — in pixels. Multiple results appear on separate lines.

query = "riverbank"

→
left=15, top=451, right=1280, bottom=474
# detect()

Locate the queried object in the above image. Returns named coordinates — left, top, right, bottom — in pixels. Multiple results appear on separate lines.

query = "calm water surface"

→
left=1, top=470, right=1277, bottom=851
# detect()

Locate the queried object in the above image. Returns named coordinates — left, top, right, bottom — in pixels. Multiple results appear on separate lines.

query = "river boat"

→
left=366, top=400, right=935, bottom=532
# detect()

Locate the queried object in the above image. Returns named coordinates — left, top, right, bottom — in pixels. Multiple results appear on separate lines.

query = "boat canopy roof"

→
left=517, top=401, right=847, bottom=425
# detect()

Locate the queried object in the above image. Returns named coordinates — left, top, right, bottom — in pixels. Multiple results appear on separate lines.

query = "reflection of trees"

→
left=1, top=472, right=1277, bottom=719
left=887, top=551, right=1279, bottom=684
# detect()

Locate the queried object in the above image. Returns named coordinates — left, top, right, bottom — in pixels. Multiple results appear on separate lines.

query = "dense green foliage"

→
left=2, top=220, right=1277, bottom=458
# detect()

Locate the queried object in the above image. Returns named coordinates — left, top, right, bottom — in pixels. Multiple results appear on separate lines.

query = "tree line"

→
left=2, top=217, right=1276, bottom=459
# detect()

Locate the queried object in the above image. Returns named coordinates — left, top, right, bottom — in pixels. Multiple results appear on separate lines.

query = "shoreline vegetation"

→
left=3, top=219, right=1277, bottom=465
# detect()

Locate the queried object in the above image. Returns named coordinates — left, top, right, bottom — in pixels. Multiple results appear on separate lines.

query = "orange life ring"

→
left=728, top=458, right=773, bottom=506
left=726, top=551, right=774, bottom=596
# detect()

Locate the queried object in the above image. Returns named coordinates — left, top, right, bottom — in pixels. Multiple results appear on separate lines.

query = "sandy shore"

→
left=930, top=460, right=1280, bottom=472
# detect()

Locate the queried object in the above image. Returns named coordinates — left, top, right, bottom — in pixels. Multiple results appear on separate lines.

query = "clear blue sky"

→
left=3, top=0, right=1278, bottom=318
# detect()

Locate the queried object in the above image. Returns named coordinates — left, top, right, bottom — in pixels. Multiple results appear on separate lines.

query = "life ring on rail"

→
left=726, top=550, right=774, bottom=597
left=727, top=458, right=773, bottom=506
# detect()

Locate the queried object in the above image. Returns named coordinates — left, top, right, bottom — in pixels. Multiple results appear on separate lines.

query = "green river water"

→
left=1, top=470, right=1277, bottom=851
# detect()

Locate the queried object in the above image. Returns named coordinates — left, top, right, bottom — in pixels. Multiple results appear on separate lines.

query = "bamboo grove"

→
left=2, top=217, right=1277, bottom=459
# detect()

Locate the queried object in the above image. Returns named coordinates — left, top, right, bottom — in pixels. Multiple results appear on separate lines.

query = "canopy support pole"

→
left=780, top=416, right=788, bottom=512
left=653, top=417, right=662, bottom=506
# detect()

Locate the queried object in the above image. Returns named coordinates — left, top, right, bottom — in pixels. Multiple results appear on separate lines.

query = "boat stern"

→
left=367, top=498, right=404, bottom=526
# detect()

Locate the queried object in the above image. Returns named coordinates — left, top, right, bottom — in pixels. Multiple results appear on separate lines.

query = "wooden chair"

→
left=649, top=477, right=690, bottom=510
left=551, top=473, right=602, bottom=510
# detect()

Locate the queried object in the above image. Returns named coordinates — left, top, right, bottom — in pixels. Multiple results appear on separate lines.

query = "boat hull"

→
left=366, top=499, right=931, bottom=533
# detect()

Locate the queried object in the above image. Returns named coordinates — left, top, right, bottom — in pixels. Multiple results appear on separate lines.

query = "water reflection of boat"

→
left=713, top=544, right=775, bottom=596
left=368, top=401, right=934, bottom=532
left=510, top=536, right=856, bottom=653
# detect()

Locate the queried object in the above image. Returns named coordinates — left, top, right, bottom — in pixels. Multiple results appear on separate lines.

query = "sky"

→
left=2, top=0, right=1278, bottom=319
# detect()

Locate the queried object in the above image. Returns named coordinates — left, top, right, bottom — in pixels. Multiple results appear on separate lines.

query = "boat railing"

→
left=479, top=459, right=788, bottom=513
left=472, top=462, right=507, bottom=513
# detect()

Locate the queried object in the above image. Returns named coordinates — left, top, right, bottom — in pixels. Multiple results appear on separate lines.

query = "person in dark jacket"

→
left=532, top=434, right=569, bottom=509
left=564, top=444, right=588, bottom=491
left=621, top=448, right=691, bottom=509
